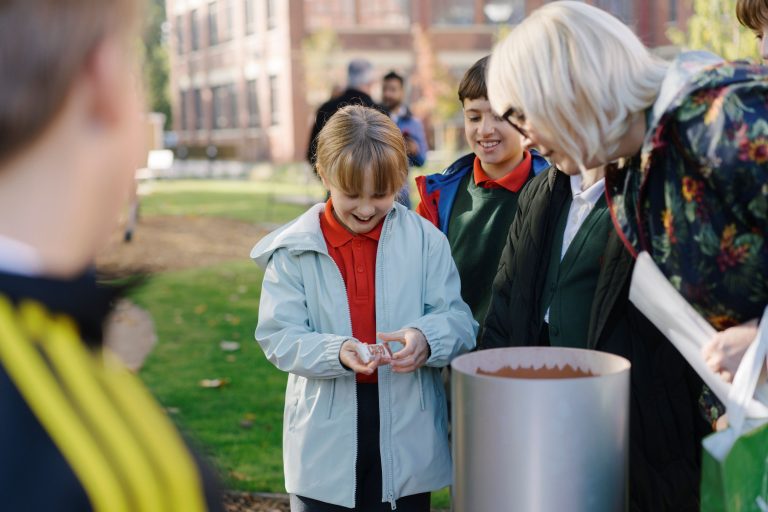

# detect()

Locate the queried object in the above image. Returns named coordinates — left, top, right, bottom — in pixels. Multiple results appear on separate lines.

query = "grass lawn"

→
left=130, top=179, right=452, bottom=508
left=133, top=260, right=286, bottom=491
left=139, top=179, right=325, bottom=224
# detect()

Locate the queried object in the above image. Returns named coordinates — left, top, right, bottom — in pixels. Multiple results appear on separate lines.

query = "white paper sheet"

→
left=629, top=252, right=767, bottom=417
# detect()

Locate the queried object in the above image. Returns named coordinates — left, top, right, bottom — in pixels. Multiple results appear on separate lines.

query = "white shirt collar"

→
left=0, top=234, right=43, bottom=276
left=570, top=174, right=606, bottom=206
left=390, top=105, right=407, bottom=122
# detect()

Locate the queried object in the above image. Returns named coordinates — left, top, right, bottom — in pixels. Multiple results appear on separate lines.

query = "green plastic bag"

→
left=701, top=421, right=768, bottom=511
left=701, top=308, right=768, bottom=512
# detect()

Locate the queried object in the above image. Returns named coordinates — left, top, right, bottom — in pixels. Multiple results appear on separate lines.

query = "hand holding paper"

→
left=629, top=252, right=767, bottom=417
left=703, top=319, right=760, bottom=383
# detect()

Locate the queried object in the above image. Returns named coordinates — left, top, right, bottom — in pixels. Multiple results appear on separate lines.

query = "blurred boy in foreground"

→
left=0, top=1, right=221, bottom=509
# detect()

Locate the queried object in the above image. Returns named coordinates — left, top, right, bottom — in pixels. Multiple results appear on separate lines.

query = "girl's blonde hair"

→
left=316, top=105, right=408, bottom=195
left=487, top=1, right=669, bottom=170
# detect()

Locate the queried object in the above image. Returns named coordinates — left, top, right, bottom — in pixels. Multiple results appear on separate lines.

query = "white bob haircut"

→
left=487, top=1, right=669, bottom=170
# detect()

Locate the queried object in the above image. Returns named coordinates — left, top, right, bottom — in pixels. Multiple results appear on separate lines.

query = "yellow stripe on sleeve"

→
left=101, top=351, right=208, bottom=512
left=0, top=298, right=130, bottom=512
left=37, top=307, right=166, bottom=512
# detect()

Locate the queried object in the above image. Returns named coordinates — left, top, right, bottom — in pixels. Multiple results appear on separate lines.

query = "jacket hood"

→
left=650, top=51, right=723, bottom=129
left=250, top=204, right=325, bottom=268
left=250, top=202, right=406, bottom=268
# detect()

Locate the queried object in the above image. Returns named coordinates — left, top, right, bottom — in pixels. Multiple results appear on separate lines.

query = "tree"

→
left=667, top=0, right=761, bottom=62
left=410, top=23, right=462, bottom=151
left=142, top=0, right=172, bottom=129
left=302, top=28, right=342, bottom=108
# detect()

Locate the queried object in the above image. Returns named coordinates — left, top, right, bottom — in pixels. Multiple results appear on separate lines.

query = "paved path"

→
left=103, top=300, right=157, bottom=371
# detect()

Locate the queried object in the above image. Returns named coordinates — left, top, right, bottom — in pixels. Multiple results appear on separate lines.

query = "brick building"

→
left=167, top=0, right=691, bottom=163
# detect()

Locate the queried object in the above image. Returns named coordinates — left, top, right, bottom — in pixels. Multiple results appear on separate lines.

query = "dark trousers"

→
left=290, top=383, right=430, bottom=512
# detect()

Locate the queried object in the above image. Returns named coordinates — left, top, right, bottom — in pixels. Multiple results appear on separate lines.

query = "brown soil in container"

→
left=477, top=364, right=595, bottom=379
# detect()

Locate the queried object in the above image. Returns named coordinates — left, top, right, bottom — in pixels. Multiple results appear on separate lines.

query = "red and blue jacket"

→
left=415, top=150, right=551, bottom=233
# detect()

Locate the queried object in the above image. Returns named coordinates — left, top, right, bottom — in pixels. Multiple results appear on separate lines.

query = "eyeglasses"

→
left=501, top=106, right=529, bottom=139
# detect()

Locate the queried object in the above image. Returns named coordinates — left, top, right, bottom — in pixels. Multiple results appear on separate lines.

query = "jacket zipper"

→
left=384, top=363, right=396, bottom=509
left=376, top=213, right=398, bottom=510
left=324, top=209, right=397, bottom=508
left=324, top=254, right=357, bottom=505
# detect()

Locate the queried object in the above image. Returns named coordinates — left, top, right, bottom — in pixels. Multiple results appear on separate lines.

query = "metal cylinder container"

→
left=451, top=347, right=630, bottom=512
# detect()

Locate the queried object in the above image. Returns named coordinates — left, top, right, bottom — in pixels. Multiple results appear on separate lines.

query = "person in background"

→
left=701, top=0, right=768, bottom=383
left=737, top=0, right=768, bottom=62
left=484, top=3, right=720, bottom=508
left=489, top=0, right=768, bottom=414
left=381, top=71, right=428, bottom=208
left=307, top=59, right=381, bottom=175
left=416, top=55, right=549, bottom=330
left=0, top=0, right=221, bottom=510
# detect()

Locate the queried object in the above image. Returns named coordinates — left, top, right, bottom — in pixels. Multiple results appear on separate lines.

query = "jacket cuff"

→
left=325, top=336, right=354, bottom=376
left=406, top=320, right=447, bottom=367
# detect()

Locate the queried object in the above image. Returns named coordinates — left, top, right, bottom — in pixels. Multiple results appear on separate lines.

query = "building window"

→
left=221, top=0, right=234, bottom=41
left=228, top=84, right=238, bottom=128
left=190, top=9, right=200, bottom=51
left=593, top=0, right=633, bottom=24
left=208, top=1, right=219, bottom=46
left=483, top=1, right=526, bottom=24
left=269, top=75, right=279, bottom=126
left=267, top=0, right=277, bottom=30
left=304, top=0, right=356, bottom=29
left=358, top=0, right=411, bottom=27
left=212, top=86, right=224, bottom=129
left=247, top=79, right=260, bottom=128
left=245, top=0, right=257, bottom=34
left=212, top=84, right=238, bottom=129
left=180, top=90, right=188, bottom=131
left=668, top=0, right=677, bottom=22
left=193, top=89, right=203, bottom=130
left=175, top=15, right=185, bottom=54
left=432, top=0, right=475, bottom=25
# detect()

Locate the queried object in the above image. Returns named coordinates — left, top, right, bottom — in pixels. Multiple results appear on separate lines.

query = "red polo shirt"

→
left=319, top=200, right=383, bottom=383
left=473, top=150, right=532, bottom=192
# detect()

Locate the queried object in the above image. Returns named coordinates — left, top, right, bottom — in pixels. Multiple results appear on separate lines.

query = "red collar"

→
left=321, top=199, right=384, bottom=248
left=473, top=151, right=532, bottom=192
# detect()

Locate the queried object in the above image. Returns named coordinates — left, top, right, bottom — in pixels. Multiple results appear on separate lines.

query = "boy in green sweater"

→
left=416, top=56, right=552, bottom=328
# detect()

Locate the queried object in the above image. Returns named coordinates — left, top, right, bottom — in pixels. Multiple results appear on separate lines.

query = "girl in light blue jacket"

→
left=252, top=105, right=477, bottom=511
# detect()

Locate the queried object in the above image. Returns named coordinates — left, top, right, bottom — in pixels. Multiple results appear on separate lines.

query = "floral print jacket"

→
left=607, top=51, right=768, bottom=331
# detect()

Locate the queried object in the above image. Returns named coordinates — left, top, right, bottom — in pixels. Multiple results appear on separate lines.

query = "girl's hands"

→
left=702, top=318, right=759, bottom=383
left=340, top=340, right=387, bottom=375
left=378, top=328, right=430, bottom=373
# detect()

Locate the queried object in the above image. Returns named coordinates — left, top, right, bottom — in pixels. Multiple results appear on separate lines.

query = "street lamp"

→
left=484, top=1, right=516, bottom=43
left=484, top=2, right=514, bottom=24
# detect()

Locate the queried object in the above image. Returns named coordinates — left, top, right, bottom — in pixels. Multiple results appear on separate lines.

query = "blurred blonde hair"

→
left=0, top=0, right=142, bottom=165
left=487, top=1, right=668, bottom=169
left=316, top=105, right=408, bottom=195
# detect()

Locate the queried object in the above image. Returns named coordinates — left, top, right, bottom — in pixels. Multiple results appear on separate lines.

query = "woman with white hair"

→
left=488, top=2, right=768, bottom=397
left=483, top=1, right=768, bottom=509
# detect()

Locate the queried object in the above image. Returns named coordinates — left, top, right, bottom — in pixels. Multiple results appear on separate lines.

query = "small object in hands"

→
left=199, top=378, right=230, bottom=388
left=354, top=341, right=393, bottom=364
